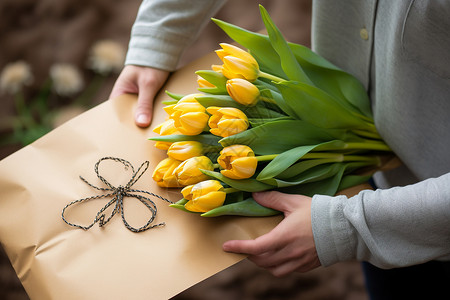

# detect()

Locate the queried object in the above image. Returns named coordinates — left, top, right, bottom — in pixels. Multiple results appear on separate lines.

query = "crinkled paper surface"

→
left=0, top=52, right=283, bottom=300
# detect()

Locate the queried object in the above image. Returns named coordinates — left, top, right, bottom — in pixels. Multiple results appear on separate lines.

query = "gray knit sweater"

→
left=125, top=0, right=450, bottom=269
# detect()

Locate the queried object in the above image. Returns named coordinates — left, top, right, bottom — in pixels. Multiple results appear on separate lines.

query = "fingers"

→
left=252, top=191, right=310, bottom=214
left=223, top=191, right=318, bottom=276
left=223, top=229, right=281, bottom=255
left=222, top=236, right=271, bottom=255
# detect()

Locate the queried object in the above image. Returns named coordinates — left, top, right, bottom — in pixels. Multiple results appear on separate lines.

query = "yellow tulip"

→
left=168, top=94, right=209, bottom=135
left=167, top=141, right=204, bottom=161
left=154, top=141, right=172, bottom=150
left=206, top=106, right=249, bottom=137
left=173, top=156, right=214, bottom=185
left=226, top=78, right=260, bottom=106
left=182, top=180, right=226, bottom=213
left=221, top=56, right=259, bottom=81
left=216, top=43, right=258, bottom=67
left=217, top=145, right=258, bottom=179
left=215, top=43, right=260, bottom=82
left=152, top=157, right=184, bottom=188
left=152, top=119, right=181, bottom=136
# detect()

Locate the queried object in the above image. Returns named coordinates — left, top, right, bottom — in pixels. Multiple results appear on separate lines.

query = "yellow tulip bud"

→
left=168, top=94, right=209, bottom=135
left=167, top=141, right=204, bottom=161
left=181, top=184, right=194, bottom=200
left=152, top=157, right=184, bottom=188
left=221, top=56, right=259, bottom=82
left=217, top=43, right=258, bottom=67
left=218, top=145, right=258, bottom=179
left=182, top=180, right=226, bottom=213
left=214, top=43, right=259, bottom=82
left=154, top=141, right=172, bottom=150
left=172, top=110, right=209, bottom=135
left=152, top=119, right=181, bottom=136
left=206, top=106, right=249, bottom=137
left=226, top=78, right=260, bottom=106
left=173, top=156, right=214, bottom=186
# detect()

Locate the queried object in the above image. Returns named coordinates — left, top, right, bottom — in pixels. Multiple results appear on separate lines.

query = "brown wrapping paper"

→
left=0, top=50, right=393, bottom=299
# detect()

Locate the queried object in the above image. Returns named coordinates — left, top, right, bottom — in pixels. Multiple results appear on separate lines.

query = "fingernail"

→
left=136, top=114, right=149, bottom=125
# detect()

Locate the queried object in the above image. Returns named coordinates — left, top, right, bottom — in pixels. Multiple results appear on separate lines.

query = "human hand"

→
left=110, top=65, right=169, bottom=127
left=223, top=191, right=321, bottom=277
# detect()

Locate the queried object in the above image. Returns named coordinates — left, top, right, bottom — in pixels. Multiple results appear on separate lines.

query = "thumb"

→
left=252, top=191, right=300, bottom=213
left=133, top=68, right=169, bottom=127
left=134, top=87, right=154, bottom=127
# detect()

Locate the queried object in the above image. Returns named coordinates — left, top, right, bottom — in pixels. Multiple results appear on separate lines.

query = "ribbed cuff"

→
left=311, top=194, right=354, bottom=266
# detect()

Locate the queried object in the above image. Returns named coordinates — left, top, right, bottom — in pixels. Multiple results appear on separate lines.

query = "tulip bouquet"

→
left=150, top=5, right=392, bottom=217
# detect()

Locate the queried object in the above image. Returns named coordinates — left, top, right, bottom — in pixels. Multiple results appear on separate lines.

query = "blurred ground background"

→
left=0, top=0, right=368, bottom=299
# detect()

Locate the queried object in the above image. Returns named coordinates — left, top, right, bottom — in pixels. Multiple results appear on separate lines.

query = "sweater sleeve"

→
left=311, top=172, right=450, bottom=269
left=125, top=0, right=226, bottom=71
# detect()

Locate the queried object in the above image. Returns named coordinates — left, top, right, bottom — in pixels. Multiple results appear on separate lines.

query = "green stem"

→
left=259, top=96, right=276, bottom=104
left=224, top=187, right=239, bottom=194
left=257, top=151, right=382, bottom=165
left=204, top=145, right=223, bottom=153
left=352, top=128, right=382, bottom=140
left=257, top=154, right=278, bottom=161
left=259, top=71, right=286, bottom=83
left=213, top=163, right=220, bottom=169
left=344, top=141, right=391, bottom=152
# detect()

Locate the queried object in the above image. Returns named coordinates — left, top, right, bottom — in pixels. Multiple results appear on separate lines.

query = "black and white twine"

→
left=62, top=157, right=172, bottom=233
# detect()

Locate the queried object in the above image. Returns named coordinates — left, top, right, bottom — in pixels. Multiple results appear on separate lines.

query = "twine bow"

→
left=62, top=157, right=173, bottom=232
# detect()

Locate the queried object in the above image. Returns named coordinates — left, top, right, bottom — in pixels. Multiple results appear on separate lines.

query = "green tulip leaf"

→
left=289, top=43, right=373, bottom=119
left=201, top=198, right=280, bottom=217
left=260, top=88, right=299, bottom=119
left=220, top=120, right=346, bottom=155
left=165, top=90, right=184, bottom=100
left=259, top=5, right=313, bottom=85
left=276, top=164, right=346, bottom=196
left=276, top=81, right=370, bottom=130
left=248, top=116, right=293, bottom=127
left=195, top=70, right=228, bottom=94
left=201, top=170, right=274, bottom=192
left=257, top=140, right=342, bottom=180
left=169, top=198, right=194, bottom=213
left=276, top=157, right=340, bottom=180
left=337, top=174, right=372, bottom=191
left=260, top=162, right=342, bottom=187
left=162, top=99, right=178, bottom=105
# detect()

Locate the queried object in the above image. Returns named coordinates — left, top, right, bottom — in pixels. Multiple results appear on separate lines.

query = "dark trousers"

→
left=362, top=260, right=450, bottom=300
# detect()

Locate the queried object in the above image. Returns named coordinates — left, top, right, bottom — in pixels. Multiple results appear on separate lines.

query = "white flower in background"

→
left=87, top=40, right=125, bottom=75
left=50, top=63, right=84, bottom=97
left=0, top=61, right=33, bottom=94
